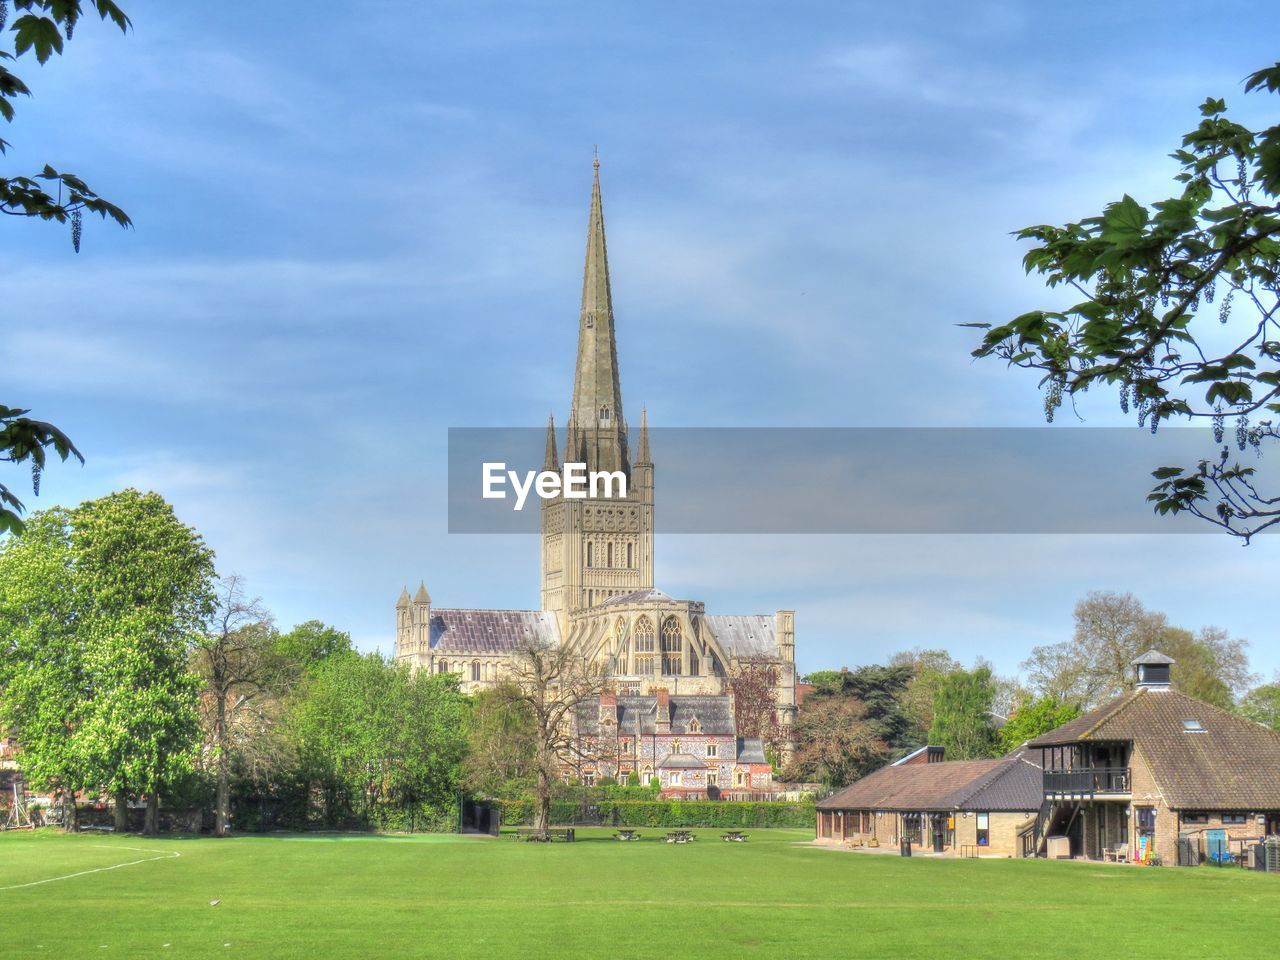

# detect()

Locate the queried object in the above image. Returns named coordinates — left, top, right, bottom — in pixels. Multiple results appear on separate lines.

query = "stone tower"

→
left=541, top=159, right=655, bottom=632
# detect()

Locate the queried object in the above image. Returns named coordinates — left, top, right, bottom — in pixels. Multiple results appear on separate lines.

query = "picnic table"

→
left=721, top=831, right=749, bottom=842
left=664, top=830, right=695, bottom=843
left=614, top=829, right=642, bottom=841
left=514, top=827, right=575, bottom=842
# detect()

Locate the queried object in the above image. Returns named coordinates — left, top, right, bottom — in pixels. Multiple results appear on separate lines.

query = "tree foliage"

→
left=971, top=64, right=1280, bottom=540
left=1, top=2, right=133, bottom=535
left=997, top=696, right=1081, bottom=753
left=1024, top=591, right=1254, bottom=708
left=927, top=666, right=999, bottom=761
left=1239, top=681, right=1280, bottom=730
left=0, top=490, right=214, bottom=832
left=288, top=651, right=469, bottom=831
left=783, top=695, right=886, bottom=787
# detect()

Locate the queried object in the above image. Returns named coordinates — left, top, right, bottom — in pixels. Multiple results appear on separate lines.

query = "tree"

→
left=889, top=648, right=963, bottom=743
left=72, top=490, right=214, bottom=833
left=2, top=2, right=133, bottom=534
left=1024, top=591, right=1254, bottom=708
left=928, top=666, right=999, bottom=761
left=784, top=695, right=887, bottom=788
left=288, top=651, right=468, bottom=831
left=1240, top=681, right=1280, bottom=730
left=483, top=637, right=604, bottom=835
left=997, top=696, right=1082, bottom=753
left=815, top=664, right=917, bottom=755
left=191, top=575, right=279, bottom=837
left=275, top=620, right=352, bottom=674
left=0, top=508, right=88, bottom=830
left=726, top=656, right=786, bottom=758
left=969, top=63, right=1280, bottom=540
left=0, top=491, right=213, bottom=833
left=463, top=687, right=538, bottom=801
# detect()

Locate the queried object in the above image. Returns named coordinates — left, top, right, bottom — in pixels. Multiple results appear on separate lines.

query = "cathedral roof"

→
left=428, top=608, right=561, bottom=655
left=599, top=588, right=675, bottom=607
left=703, top=614, right=779, bottom=659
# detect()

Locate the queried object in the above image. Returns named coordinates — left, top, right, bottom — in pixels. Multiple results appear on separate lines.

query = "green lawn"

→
left=2, top=828, right=1278, bottom=959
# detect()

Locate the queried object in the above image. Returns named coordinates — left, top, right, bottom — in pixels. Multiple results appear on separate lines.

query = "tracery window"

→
left=471, top=661, right=481, bottom=682
left=635, top=616, right=655, bottom=652
left=661, top=617, right=682, bottom=674
left=437, top=660, right=449, bottom=674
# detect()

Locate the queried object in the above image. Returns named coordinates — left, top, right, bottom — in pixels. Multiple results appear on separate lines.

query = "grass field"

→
left=2, top=828, right=1278, bottom=959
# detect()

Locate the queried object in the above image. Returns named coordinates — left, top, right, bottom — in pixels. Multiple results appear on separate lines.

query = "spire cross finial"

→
left=593, top=144, right=600, bottom=170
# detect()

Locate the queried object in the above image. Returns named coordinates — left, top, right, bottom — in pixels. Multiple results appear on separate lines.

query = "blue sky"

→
left=8, top=1, right=1280, bottom=680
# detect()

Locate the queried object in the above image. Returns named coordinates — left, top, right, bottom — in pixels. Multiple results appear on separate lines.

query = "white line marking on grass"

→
left=0, top=844, right=180, bottom=892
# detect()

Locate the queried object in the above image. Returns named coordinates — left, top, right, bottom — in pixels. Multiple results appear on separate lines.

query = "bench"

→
left=665, top=830, right=695, bottom=843
left=613, top=830, right=641, bottom=841
left=721, top=831, right=749, bottom=842
left=514, top=827, right=575, bottom=842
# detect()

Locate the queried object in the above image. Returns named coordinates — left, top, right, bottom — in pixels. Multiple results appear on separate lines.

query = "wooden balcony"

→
left=1043, top=766, right=1130, bottom=798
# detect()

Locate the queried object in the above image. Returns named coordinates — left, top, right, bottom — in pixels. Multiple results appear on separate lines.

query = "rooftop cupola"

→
left=1132, top=649, right=1175, bottom=690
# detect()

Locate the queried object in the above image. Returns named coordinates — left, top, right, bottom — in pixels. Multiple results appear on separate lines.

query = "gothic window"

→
left=689, top=717, right=701, bottom=734
left=689, top=656, right=700, bottom=676
left=471, top=661, right=481, bottom=682
left=437, top=660, right=449, bottom=674
left=635, top=616, right=655, bottom=653
left=626, top=543, right=633, bottom=568
left=586, top=542, right=593, bottom=567
left=707, top=771, right=718, bottom=787
left=661, top=617, right=682, bottom=674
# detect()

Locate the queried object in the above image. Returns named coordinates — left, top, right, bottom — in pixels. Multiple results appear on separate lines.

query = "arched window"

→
left=627, top=543, right=633, bottom=568
left=607, top=542, right=613, bottom=568
left=471, top=661, right=481, bottom=682
left=635, top=616, right=655, bottom=652
left=586, top=542, right=593, bottom=567
left=661, top=617, right=682, bottom=675
left=437, top=660, right=449, bottom=674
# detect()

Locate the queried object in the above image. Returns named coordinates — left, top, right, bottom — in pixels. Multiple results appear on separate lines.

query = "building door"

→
left=932, top=815, right=946, bottom=853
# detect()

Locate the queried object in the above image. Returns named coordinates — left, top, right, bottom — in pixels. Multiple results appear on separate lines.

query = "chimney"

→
left=1132, top=649, right=1175, bottom=690
left=599, top=690, right=618, bottom=727
left=655, top=688, right=671, bottom=734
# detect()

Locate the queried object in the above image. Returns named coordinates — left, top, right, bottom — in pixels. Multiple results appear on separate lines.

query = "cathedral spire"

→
left=544, top=413, right=559, bottom=470
left=637, top=407, right=651, bottom=464
left=569, top=155, right=628, bottom=473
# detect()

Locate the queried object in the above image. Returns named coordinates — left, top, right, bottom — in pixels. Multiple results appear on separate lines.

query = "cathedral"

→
left=394, top=160, right=797, bottom=796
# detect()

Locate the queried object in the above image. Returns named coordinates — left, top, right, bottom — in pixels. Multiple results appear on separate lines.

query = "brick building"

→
left=573, top=690, right=775, bottom=799
left=1025, top=650, right=1280, bottom=865
left=815, top=746, right=1043, bottom=857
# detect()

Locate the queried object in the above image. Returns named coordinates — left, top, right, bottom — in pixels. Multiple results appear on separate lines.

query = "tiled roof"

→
left=817, top=749, right=1043, bottom=813
left=659, top=752, right=705, bottom=770
left=1029, top=687, right=1280, bottom=809
left=704, top=614, right=778, bottom=659
left=429, top=608, right=561, bottom=654
left=577, top=694, right=736, bottom=737
left=736, top=737, right=768, bottom=764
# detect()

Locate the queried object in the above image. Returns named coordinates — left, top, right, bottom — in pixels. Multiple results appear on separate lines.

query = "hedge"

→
left=495, top=799, right=815, bottom=829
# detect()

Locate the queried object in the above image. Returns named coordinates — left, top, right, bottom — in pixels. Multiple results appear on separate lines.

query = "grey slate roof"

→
left=429, top=608, right=561, bottom=654
left=600, top=589, right=674, bottom=606
left=1132, top=648, right=1176, bottom=665
left=659, top=752, right=705, bottom=770
left=817, top=748, right=1043, bottom=813
left=704, top=614, right=778, bottom=659
left=577, top=694, right=736, bottom=737
left=736, top=738, right=768, bottom=764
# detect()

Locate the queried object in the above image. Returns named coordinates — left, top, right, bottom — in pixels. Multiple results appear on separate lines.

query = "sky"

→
left=6, top=0, right=1280, bottom=681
